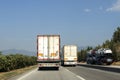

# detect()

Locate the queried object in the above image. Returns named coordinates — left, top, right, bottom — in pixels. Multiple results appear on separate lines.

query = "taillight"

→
left=65, top=58, right=68, bottom=61
left=74, top=58, right=77, bottom=60
left=38, top=53, right=43, bottom=57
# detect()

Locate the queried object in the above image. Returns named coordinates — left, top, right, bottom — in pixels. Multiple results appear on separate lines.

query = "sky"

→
left=0, top=0, right=120, bottom=52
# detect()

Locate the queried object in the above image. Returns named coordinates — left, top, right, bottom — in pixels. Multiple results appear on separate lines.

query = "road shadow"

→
left=61, top=65, right=76, bottom=67
left=38, top=67, right=59, bottom=71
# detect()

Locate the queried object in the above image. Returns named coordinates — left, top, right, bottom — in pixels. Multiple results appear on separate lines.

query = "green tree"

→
left=78, top=49, right=87, bottom=62
left=111, top=27, right=120, bottom=61
left=102, top=40, right=112, bottom=48
left=113, top=27, right=120, bottom=43
left=95, top=45, right=101, bottom=49
left=86, top=46, right=93, bottom=51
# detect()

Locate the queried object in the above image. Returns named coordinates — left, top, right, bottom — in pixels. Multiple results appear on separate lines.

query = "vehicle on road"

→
left=37, top=35, right=60, bottom=70
left=61, top=45, right=77, bottom=66
left=86, top=48, right=113, bottom=65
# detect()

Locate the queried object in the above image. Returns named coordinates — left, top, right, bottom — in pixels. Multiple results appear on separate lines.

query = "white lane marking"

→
left=76, top=75, right=86, bottom=80
left=64, top=68, right=86, bottom=80
left=64, top=68, right=70, bottom=72
left=17, top=69, right=36, bottom=80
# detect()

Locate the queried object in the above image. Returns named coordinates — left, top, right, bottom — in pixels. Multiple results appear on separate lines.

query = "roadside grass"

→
left=0, top=65, right=37, bottom=80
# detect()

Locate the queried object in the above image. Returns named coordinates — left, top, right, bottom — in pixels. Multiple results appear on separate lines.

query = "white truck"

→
left=61, top=45, right=77, bottom=66
left=37, top=35, right=60, bottom=70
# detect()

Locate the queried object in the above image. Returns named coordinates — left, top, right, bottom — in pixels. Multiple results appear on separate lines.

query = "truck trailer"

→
left=37, top=35, right=60, bottom=70
left=61, top=45, right=77, bottom=66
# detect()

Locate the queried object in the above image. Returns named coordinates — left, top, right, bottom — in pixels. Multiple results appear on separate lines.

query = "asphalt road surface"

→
left=10, top=66, right=120, bottom=80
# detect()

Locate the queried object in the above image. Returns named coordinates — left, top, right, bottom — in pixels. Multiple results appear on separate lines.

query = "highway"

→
left=9, top=66, right=120, bottom=80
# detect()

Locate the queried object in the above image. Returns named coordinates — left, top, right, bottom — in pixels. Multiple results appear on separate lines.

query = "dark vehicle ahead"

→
left=86, top=48, right=113, bottom=65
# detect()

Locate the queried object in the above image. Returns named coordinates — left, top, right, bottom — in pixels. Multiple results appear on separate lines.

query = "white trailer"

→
left=37, top=35, right=60, bottom=70
left=62, top=45, right=77, bottom=66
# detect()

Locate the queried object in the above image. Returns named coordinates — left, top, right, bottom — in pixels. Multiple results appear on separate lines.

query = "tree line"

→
left=0, top=53, right=37, bottom=72
left=78, top=27, right=120, bottom=62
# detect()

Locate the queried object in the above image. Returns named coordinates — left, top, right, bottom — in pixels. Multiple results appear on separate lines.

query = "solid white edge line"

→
left=17, top=69, right=36, bottom=80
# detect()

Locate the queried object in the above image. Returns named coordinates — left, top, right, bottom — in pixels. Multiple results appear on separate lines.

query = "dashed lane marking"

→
left=76, top=75, right=86, bottom=80
left=64, top=68, right=86, bottom=80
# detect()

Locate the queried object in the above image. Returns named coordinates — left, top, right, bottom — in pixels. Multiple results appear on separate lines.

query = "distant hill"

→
left=1, top=49, right=36, bottom=56
left=1, top=47, right=86, bottom=56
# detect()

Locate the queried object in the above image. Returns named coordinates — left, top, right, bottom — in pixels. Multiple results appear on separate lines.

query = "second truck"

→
left=61, top=45, right=77, bottom=66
